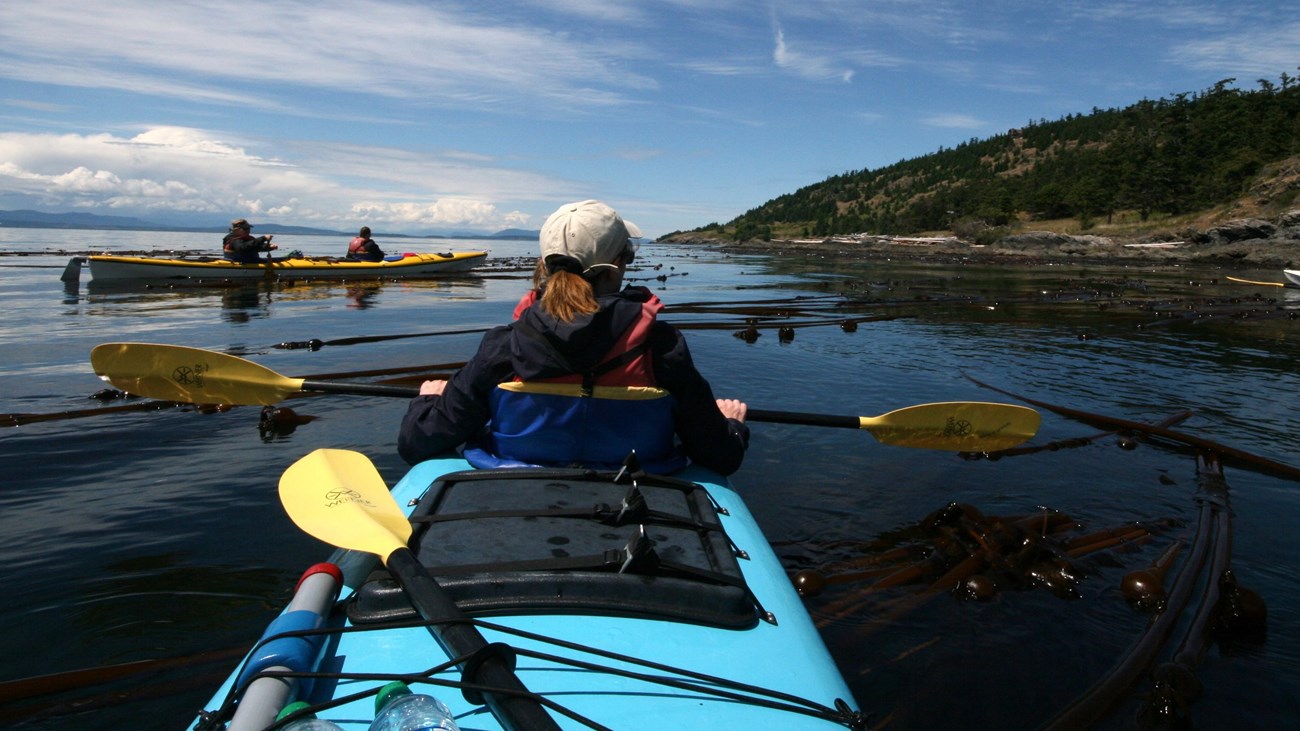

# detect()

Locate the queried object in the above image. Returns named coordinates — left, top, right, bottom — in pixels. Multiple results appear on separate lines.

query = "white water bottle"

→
left=277, top=701, right=346, bottom=730
left=368, top=680, right=460, bottom=731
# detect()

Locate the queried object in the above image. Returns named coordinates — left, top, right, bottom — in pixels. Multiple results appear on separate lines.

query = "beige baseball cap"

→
left=539, top=200, right=641, bottom=275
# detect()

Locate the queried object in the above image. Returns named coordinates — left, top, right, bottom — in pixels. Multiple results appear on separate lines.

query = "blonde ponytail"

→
left=539, top=270, right=599, bottom=322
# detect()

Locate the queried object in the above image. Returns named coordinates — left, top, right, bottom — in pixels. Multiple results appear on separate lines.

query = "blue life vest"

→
left=462, top=382, right=688, bottom=472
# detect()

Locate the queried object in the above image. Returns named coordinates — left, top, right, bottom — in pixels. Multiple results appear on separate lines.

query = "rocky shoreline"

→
left=700, top=210, right=1300, bottom=269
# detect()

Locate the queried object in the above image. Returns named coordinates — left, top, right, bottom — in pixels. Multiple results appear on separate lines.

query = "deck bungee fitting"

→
left=189, top=449, right=866, bottom=730
left=61, top=251, right=487, bottom=283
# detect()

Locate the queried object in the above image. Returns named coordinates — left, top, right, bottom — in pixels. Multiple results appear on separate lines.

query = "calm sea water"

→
left=1, top=228, right=1298, bottom=730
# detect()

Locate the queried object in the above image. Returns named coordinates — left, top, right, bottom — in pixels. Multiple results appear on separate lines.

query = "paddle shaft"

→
left=302, top=382, right=896, bottom=432
left=302, top=386, right=958, bottom=436
left=747, top=408, right=858, bottom=429
left=299, top=379, right=417, bottom=398
left=384, top=548, right=560, bottom=731
left=303, top=384, right=896, bottom=430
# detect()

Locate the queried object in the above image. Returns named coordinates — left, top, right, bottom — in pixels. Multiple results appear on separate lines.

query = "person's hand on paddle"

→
left=419, top=379, right=448, bottom=397
left=717, top=398, right=747, bottom=422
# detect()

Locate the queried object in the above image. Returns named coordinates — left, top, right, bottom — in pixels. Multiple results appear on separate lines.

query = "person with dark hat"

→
left=398, top=199, right=749, bottom=474
left=345, top=226, right=386, bottom=262
left=222, top=219, right=277, bottom=263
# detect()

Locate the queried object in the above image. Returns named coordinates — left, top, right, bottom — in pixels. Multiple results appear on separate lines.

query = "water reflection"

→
left=346, top=282, right=382, bottom=308
left=73, top=276, right=489, bottom=321
left=220, top=284, right=270, bottom=322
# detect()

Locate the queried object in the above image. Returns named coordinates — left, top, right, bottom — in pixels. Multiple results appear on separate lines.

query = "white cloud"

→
left=349, top=199, right=505, bottom=227
left=0, top=126, right=565, bottom=230
left=772, top=24, right=854, bottom=82
left=0, top=0, right=658, bottom=115
left=3, top=98, right=71, bottom=113
left=1169, top=21, right=1300, bottom=77
left=126, top=128, right=267, bottom=161
left=921, top=114, right=985, bottom=129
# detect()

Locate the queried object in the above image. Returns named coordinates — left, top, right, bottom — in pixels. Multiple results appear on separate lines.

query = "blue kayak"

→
left=189, top=454, right=863, bottom=730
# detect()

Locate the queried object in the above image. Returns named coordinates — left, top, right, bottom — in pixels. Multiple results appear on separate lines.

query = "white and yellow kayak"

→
left=63, top=251, right=487, bottom=282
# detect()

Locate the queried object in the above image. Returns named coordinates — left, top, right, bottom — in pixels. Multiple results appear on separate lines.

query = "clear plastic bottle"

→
left=277, top=700, right=346, bottom=730
left=367, top=680, right=460, bottom=731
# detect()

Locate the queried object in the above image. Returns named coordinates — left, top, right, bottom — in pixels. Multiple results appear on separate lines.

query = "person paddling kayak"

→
left=221, top=218, right=277, bottom=263
left=345, top=225, right=386, bottom=262
left=399, top=199, right=749, bottom=474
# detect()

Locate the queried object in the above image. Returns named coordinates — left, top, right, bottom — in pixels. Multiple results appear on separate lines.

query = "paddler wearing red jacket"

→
left=345, top=226, right=385, bottom=262
left=398, top=200, right=748, bottom=474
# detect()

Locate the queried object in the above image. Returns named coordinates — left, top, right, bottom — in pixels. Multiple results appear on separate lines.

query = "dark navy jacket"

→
left=222, top=232, right=273, bottom=263
left=398, top=286, right=749, bottom=474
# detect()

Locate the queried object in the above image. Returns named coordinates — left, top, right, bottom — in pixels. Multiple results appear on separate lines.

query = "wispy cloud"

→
left=1063, top=0, right=1242, bottom=28
left=773, top=24, right=855, bottom=82
left=921, top=114, right=985, bottom=129
left=1169, top=20, right=1300, bottom=77
left=3, top=98, right=71, bottom=113
left=0, top=1, right=658, bottom=114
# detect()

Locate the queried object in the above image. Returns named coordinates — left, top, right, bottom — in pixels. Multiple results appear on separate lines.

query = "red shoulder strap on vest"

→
left=509, top=319, right=652, bottom=397
left=513, top=290, right=540, bottom=320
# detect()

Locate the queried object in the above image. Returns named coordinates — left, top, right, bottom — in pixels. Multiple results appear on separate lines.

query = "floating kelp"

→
left=1041, top=453, right=1266, bottom=730
left=785, top=452, right=1267, bottom=730
left=963, top=410, right=1194, bottom=460
left=790, top=502, right=1174, bottom=612
left=965, top=375, right=1300, bottom=482
left=257, top=405, right=317, bottom=440
left=1121, top=540, right=1184, bottom=613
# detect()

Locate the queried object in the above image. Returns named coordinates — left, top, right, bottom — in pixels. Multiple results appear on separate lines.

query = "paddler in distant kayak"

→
left=222, top=218, right=277, bottom=263
left=345, top=225, right=386, bottom=262
left=399, top=199, right=749, bottom=474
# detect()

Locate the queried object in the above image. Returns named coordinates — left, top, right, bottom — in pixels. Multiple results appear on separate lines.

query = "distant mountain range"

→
left=0, top=209, right=539, bottom=240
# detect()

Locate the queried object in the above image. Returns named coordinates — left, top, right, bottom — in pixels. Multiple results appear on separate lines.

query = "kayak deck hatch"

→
left=348, top=467, right=761, bottom=628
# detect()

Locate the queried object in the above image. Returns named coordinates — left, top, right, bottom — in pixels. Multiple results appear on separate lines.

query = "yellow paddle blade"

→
left=90, top=342, right=306, bottom=405
left=859, top=402, right=1040, bottom=451
left=278, top=449, right=412, bottom=559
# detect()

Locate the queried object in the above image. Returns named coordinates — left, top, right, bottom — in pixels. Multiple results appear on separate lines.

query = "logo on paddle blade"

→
left=172, top=363, right=206, bottom=386
left=324, top=488, right=373, bottom=508
left=944, top=416, right=973, bottom=437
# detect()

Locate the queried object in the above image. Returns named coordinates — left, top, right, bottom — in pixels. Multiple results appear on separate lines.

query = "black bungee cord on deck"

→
left=195, top=614, right=869, bottom=731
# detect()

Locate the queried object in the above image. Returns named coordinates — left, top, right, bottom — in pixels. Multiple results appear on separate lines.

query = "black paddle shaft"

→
left=302, top=380, right=859, bottom=428
left=746, top=408, right=860, bottom=429
left=386, top=549, right=560, bottom=731
left=300, top=379, right=419, bottom=398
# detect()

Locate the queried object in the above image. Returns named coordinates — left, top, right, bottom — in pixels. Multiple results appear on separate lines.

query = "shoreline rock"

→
left=677, top=210, right=1300, bottom=269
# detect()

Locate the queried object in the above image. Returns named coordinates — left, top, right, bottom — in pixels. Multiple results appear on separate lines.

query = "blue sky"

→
left=0, top=1, right=1295, bottom=238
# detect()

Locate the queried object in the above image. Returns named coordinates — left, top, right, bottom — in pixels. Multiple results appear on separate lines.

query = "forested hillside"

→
left=672, top=74, right=1300, bottom=242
